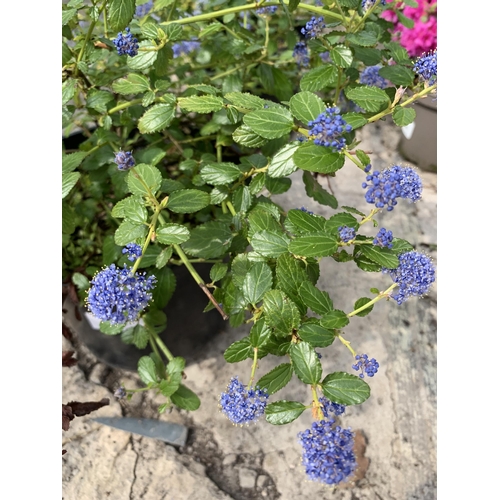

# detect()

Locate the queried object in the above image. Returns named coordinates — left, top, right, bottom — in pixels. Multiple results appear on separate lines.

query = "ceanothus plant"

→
left=62, top=0, right=437, bottom=487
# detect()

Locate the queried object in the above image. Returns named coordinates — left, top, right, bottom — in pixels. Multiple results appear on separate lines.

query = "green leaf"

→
left=99, top=321, right=124, bottom=335
left=303, top=171, right=338, bottom=209
left=321, top=372, right=370, bottom=405
left=325, top=212, right=359, bottom=232
left=123, top=324, right=149, bottom=349
left=249, top=319, right=272, bottom=349
left=391, top=237, right=414, bottom=254
left=250, top=230, right=290, bottom=258
left=159, top=376, right=181, bottom=398
left=177, top=95, right=224, bottom=113
left=121, top=196, right=148, bottom=224
left=62, top=78, right=76, bottom=105
left=354, top=252, right=381, bottom=272
left=352, top=297, right=374, bottom=317
left=267, top=144, right=298, bottom=178
left=286, top=209, right=326, bottom=234
left=62, top=151, right=88, bottom=174
left=396, top=9, right=415, bottom=29
left=62, top=8, right=77, bottom=25
left=62, top=202, right=76, bottom=234
left=300, top=65, right=337, bottom=92
left=345, top=31, right=378, bottom=47
left=343, top=112, right=368, bottom=130
left=330, top=45, right=353, bottom=68
left=156, top=246, right=173, bottom=269
left=138, top=104, right=175, bottom=134
left=181, top=221, right=233, bottom=258
left=248, top=209, right=281, bottom=236
left=242, top=262, right=273, bottom=305
left=297, top=323, right=335, bottom=347
left=156, top=224, right=190, bottom=245
left=263, top=290, right=301, bottom=337
left=225, top=92, right=267, bottom=110
left=108, top=0, right=134, bottom=31
left=243, top=108, right=294, bottom=140
left=275, top=254, right=309, bottom=316
left=163, top=22, right=183, bottom=40
left=87, top=90, right=114, bottom=113
left=114, top=220, right=147, bottom=246
left=62, top=172, right=80, bottom=199
left=256, top=364, right=293, bottom=395
left=293, top=143, right=345, bottom=174
left=257, top=65, right=293, bottom=101
left=138, top=356, right=158, bottom=385
left=346, top=86, right=390, bottom=112
left=200, top=162, right=241, bottom=185
left=289, top=91, right=326, bottom=125
left=210, top=263, right=228, bottom=283
left=224, top=337, right=253, bottom=363
left=232, top=185, right=253, bottom=213
left=358, top=244, right=400, bottom=268
left=265, top=401, right=306, bottom=425
left=166, top=189, right=210, bottom=213
left=287, top=0, right=300, bottom=11
left=320, top=309, right=350, bottom=329
left=290, top=342, right=322, bottom=384
left=127, top=41, right=158, bottom=71
left=232, top=125, right=268, bottom=148
left=377, top=65, right=415, bottom=87
left=112, top=73, right=150, bottom=94
left=72, top=272, right=89, bottom=291
left=127, top=164, right=162, bottom=197
left=289, top=233, right=338, bottom=258
left=392, top=105, right=416, bottom=127
left=171, top=384, right=201, bottom=411
left=264, top=176, right=291, bottom=195
left=353, top=47, right=382, bottom=66
left=299, top=281, right=333, bottom=315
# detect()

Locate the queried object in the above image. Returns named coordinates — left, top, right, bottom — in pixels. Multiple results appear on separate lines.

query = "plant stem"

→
left=344, top=150, right=365, bottom=170
left=149, top=329, right=175, bottom=362
left=347, top=283, right=397, bottom=317
left=336, top=333, right=356, bottom=356
left=226, top=200, right=237, bottom=216
left=247, top=348, right=259, bottom=389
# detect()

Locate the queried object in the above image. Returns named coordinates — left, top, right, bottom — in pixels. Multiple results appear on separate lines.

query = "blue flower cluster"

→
left=359, top=65, right=389, bottom=89
left=114, top=387, right=127, bottom=399
left=352, top=354, right=379, bottom=378
left=301, top=16, right=326, bottom=39
left=293, top=41, right=310, bottom=68
left=112, top=27, right=139, bottom=57
left=319, top=397, right=346, bottom=417
left=319, top=51, right=331, bottom=63
left=413, top=50, right=437, bottom=84
left=308, top=107, right=352, bottom=151
left=373, top=227, right=393, bottom=249
left=298, top=419, right=356, bottom=485
left=338, top=226, right=356, bottom=243
left=362, top=164, right=423, bottom=211
left=86, top=264, right=157, bottom=324
left=122, top=243, right=143, bottom=262
left=114, top=150, right=136, bottom=171
left=383, top=251, right=436, bottom=304
left=172, top=40, right=201, bottom=58
left=361, top=0, right=387, bottom=10
left=256, top=6, right=278, bottom=16
left=219, top=377, right=269, bottom=425
left=135, top=0, right=154, bottom=17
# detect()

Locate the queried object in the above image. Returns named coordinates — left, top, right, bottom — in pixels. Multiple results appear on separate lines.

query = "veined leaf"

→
left=262, top=290, right=301, bottom=337
left=256, top=363, right=293, bottom=395
left=289, top=91, right=326, bottom=125
left=346, top=86, right=390, bottom=113
left=242, top=262, right=273, bottom=305
left=265, top=401, right=306, bottom=425
left=166, top=189, right=210, bottom=213
left=297, top=323, right=335, bottom=347
left=293, top=143, right=345, bottom=174
left=289, top=233, right=338, bottom=258
left=112, top=73, right=150, bottom=94
left=243, top=108, right=294, bottom=139
left=181, top=221, right=233, bottom=258
left=138, top=104, right=175, bottom=134
left=250, top=230, right=290, bottom=258
left=200, top=162, right=242, bottom=185
left=127, top=164, right=162, bottom=197
left=300, top=65, right=337, bottom=92
left=299, top=281, right=333, bottom=315
left=267, top=143, right=298, bottom=178
left=177, top=95, right=224, bottom=113
left=290, top=342, right=322, bottom=384
left=155, top=224, right=190, bottom=244
left=321, top=372, right=370, bottom=405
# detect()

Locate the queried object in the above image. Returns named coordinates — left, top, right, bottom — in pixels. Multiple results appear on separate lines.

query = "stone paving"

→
left=62, top=118, right=437, bottom=500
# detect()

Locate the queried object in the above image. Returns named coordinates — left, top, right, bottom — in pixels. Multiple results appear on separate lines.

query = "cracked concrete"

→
left=62, top=119, right=437, bottom=499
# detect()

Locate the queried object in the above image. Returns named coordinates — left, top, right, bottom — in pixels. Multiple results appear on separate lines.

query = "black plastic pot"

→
left=63, top=263, right=227, bottom=371
left=398, top=98, right=437, bottom=173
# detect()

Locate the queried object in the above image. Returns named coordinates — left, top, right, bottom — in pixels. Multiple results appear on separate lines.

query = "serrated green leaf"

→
left=138, top=356, right=158, bottom=385
left=62, top=172, right=80, bottom=199
left=286, top=209, right=326, bottom=234
left=177, top=95, right=224, bottom=113
left=138, top=104, right=175, bottom=133
left=346, top=86, right=390, bottom=113
left=267, top=144, right=298, bottom=178
left=62, top=8, right=77, bottom=25
left=181, top=221, right=233, bottom=258
left=86, top=90, right=114, bottom=113
left=159, top=376, right=181, bottom=398
left=112, top=73, right=150, bottom=94
left=303, top=171, right=338, bottom=209
left=290, top=342, right=322, bottom=384
left=249, top=319, right=271, bottom=349
left=108, top=0, right=134, bottom=31
left=354, top=252, right=382, bottom=272
left=299, top=281, right=333, bottom=315
left=275, top=253, right=309, bottom=316
left=242, top=262, right=273, bottom=305
left=330, top=45, right=353, bottom=68
left=250, top=230, right=290, bottom=258
left=265, top=400, right=306, bottom=425
left=62, top=151, right=88, bottom=174
left=127, top=41, right=158, bottom=70
left=326, top=212, right=359, bottom=232
left=321, top=372, right=370, bottom=405
left=125, top=324, right=149, bottom=349
left=391, top=238, right=414, bottom=254
left=200, top=162, right=241, bottom=185
left=225, top=92, right=267, bottom=110
left=232, top=185, right=253, bottom=213
left=62, top=202, right=76, bottom=234
left=297, top=323, right=335, bottom=347
left=122, top=197, right=148, bottom=224
left=346, top=31, right=378, bottom=47
left=62, top=78, right=76, bottom=105
left=127, top=164, right=162, bottom=196
left=353, top=46, right=383, bottom=66
left=343, top=112, right=368, bottom=130
left=256, top=364, right=293, bottom=395
left=396, top=9, right=415, bottom=29
left=72, top=272, right=89, bottom=291
left=289, top=91, right=326, bottom=125
left=263, top=290, right=301, bottom=337
left=99, top=321, right=125, bottom=335
left=171, top=384, right=200, bottom=411
left=378, top=65, right=415, bottom=86
left=293, top=143, right=345, bottom=174
left=352, top=297, right=374, bottom=317
left=232, top=124, right=268, bottom=147
left=300, top=65, right=337, bottom=92
left=209, top=263, right=228, bottom=283
left=156, top=246, right=173, bottom=269
left=166, top=189, right=210, bottom=213
left=247, top=209, right=281, bottom=236
left=199, top=23, right=224, bottom=38
left=156, top=224, right=190, bottom=244
left=243, top=108, right=293, bottom=139
left=392, top=105, right=416, bottom=127
left=264, top=176, right=291, bottom=195
left=224, top=338, right=253, bottom=363
left=358, top=244, right=400, bottom=268
left=320, top=309, right=350, bottom=329
left=114, top=220, right=147, bottom=245
left=289, top=233, right=338, bottom=258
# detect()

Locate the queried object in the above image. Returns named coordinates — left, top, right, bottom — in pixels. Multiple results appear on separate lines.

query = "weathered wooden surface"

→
left=62, top=119, right=437, bottom=500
